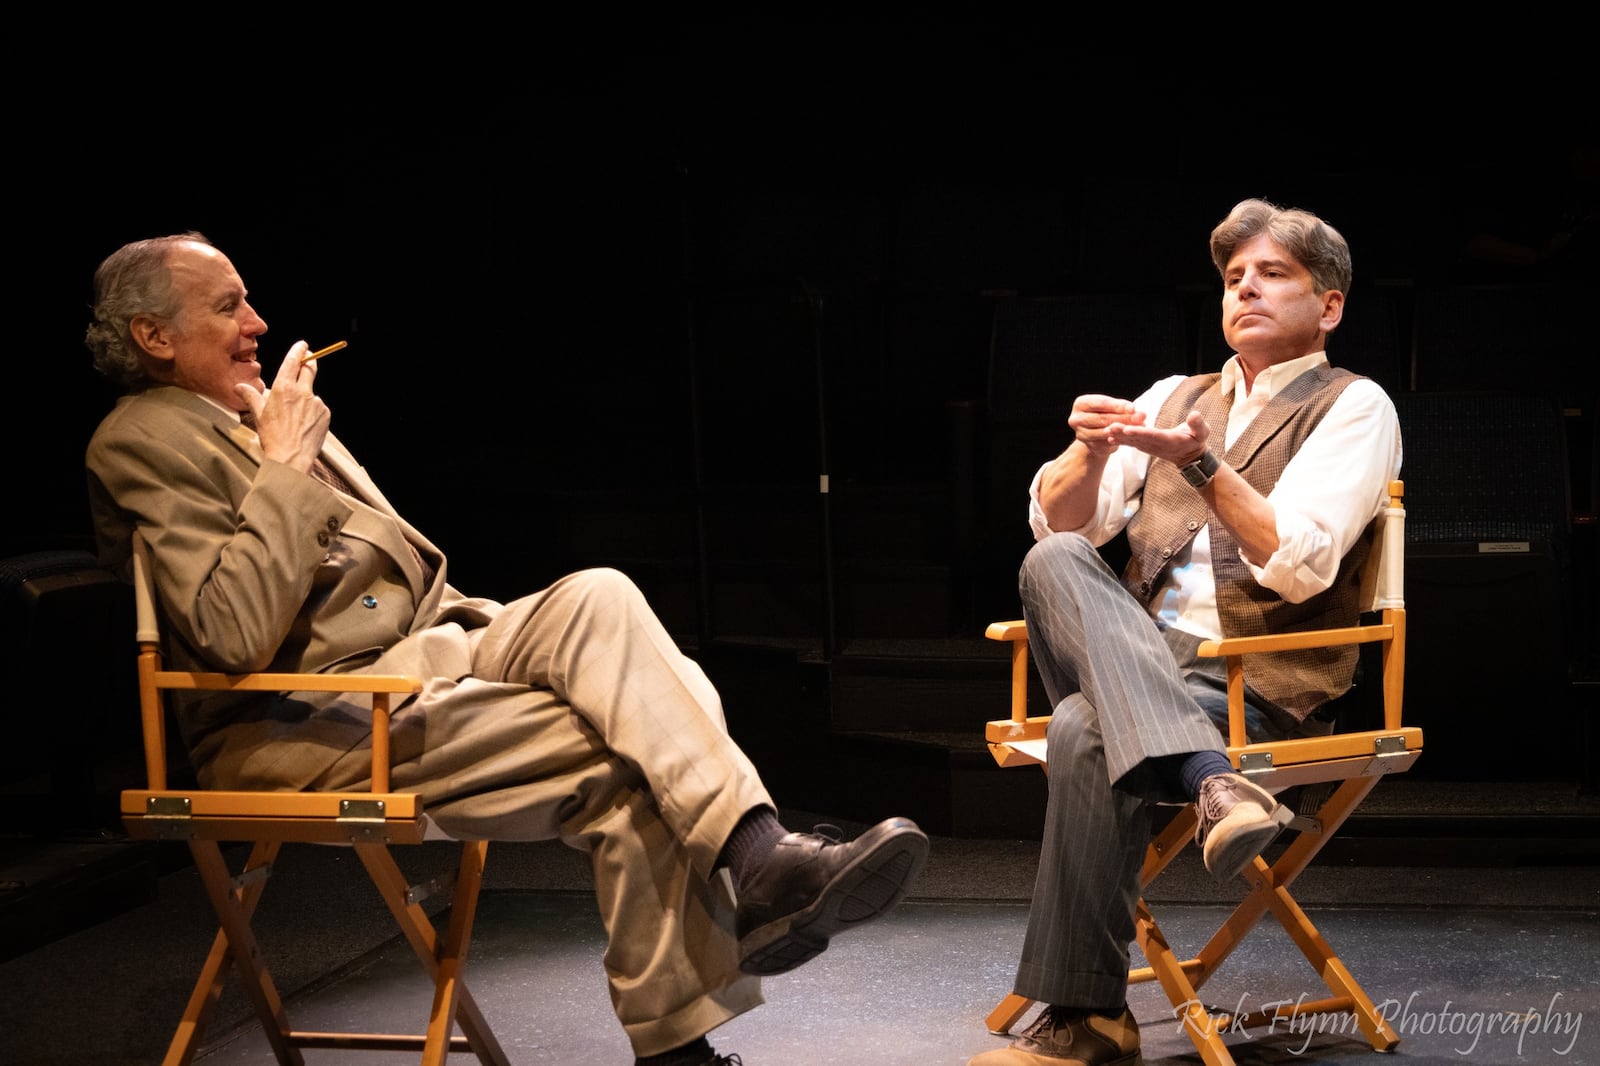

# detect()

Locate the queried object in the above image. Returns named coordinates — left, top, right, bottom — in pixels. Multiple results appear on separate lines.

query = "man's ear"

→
left=1318, top=289, right=1345, bottom=334
left=129, top=313, right=173, bottom=363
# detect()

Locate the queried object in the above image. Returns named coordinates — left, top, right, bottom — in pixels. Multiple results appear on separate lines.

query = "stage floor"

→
left=3, top=807, right=1597, bottom=1066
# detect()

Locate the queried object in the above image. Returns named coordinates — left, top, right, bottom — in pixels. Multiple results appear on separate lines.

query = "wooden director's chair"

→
left=982, top=481, right=1419, bottom=1065
left=119, top=531, right=510, bottom=1066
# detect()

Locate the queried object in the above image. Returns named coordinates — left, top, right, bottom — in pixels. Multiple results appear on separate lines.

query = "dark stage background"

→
left=11, top=22, right=1596, bottom=787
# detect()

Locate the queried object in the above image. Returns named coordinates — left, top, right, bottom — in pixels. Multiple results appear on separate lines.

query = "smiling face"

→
left=1220, top=233, right=1343, bottom=372
left=134, top=241, right=269, bottom=411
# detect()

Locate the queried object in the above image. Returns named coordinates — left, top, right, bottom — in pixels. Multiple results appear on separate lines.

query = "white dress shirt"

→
left=1027, top=352, right=1403, bottom=641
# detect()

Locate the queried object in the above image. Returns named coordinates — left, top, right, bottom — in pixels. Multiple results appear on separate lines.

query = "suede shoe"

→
left=968, top=1006, right=1142, bottom=1065
left=1194, top=771, right=1293, bottom=881
left=736, top=816, right=929, bottom=975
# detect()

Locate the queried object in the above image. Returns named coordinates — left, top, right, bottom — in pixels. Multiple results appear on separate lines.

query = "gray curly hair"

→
left=1209, top=199, right=1352, bottom=296
left=84, top=232, right=213, bottom=390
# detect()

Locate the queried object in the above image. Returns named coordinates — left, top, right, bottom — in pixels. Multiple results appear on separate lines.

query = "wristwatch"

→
left=1178, top=448, right=1220, bottom=489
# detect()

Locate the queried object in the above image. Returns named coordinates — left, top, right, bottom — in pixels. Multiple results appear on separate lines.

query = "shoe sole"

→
left=738, top=820, right=930, bottom=976
left=1204, top=803, right=1294, bottom=882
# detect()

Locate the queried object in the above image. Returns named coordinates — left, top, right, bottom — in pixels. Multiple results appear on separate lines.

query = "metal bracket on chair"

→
left=1357, top=734, right=1414, bottom=778
left=338, top=799, right=390, bottom=843
left=143, top=795, right=196, bottom=840
left=1239, top=752, right=1274, bottom=775
left=232, top=864, right=273, bottom=894
left=1374, top=734, right=1409, bottom=757
left=406, top=868, right=460, bottom=908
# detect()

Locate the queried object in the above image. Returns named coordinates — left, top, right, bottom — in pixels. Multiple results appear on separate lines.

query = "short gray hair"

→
left=1209, top=199, right=1352, bottom=296
left=84, top=232, right=213, bottom=390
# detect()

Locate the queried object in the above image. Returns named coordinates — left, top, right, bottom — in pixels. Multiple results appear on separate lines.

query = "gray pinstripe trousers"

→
left=1009, top=531, right=1253, bottom=1009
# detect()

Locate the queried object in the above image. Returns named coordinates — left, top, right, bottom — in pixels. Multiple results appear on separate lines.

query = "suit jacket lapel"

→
left=309, top=452, right=439, bottom=606
left=147, top=387, right=441, bottom=607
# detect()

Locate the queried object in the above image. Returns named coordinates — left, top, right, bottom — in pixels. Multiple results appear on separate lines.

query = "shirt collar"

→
left=197, top=393, right=246, bottom=424
left=1220, top=350, right=1328, bottom=404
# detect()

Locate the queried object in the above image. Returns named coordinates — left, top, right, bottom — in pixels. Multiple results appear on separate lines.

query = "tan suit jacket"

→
left=85, top=385, right=499, bottom=790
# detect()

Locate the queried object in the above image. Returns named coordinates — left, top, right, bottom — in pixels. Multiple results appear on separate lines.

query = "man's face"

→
left=154, top=242, right=269, bottom=410
left=1220, top=233, right=1342, bottom=367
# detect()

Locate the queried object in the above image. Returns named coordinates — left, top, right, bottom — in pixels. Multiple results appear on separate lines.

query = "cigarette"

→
left=302, top=340, right=348, bottom=363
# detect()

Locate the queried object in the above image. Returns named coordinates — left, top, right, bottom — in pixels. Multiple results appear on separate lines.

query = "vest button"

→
left=362, top=595, right=378, bottom=609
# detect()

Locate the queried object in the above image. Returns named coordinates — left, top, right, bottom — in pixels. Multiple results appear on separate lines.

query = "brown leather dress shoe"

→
left=1194, top=771, right=1294, bottom=881
left=967, top=1006, right=1142, bottom=1065
left=735, top=816, right=929, bottom=975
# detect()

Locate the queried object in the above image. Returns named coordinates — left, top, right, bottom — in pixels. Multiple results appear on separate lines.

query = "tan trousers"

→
left=313, top=566, right=772, bottom=1055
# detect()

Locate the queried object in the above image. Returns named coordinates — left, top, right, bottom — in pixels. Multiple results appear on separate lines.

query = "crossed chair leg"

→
left=166, top=838, right=508, bottom=1066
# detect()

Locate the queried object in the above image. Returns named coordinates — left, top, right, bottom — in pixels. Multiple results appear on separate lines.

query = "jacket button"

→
left=1161, top=547, right=1173, bottom=558
left=326, top=517, right=340, bottom=532
left=317, top=532, right=330, bottom=547
left=1187, top=519, right=1199, bottom=531
left=362, top=595, right=378, bottom=609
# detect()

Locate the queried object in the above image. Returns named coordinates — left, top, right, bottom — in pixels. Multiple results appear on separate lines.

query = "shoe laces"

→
left=1194, top=774, right=1265, bottom=846
left=1019, top=1004, right=1067, bottom=1040
left=810, top=823, right=844, bottom=843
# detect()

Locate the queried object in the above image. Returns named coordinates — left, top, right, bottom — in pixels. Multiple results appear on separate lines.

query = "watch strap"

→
left=1179, top=448, right=1220, bottom=488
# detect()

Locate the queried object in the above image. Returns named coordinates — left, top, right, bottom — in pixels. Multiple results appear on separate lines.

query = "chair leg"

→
left=184, top=839, right=303, bottom=1066
left=1259, top=872, right=1401, bottom=1052
left=1183, top=776, right=1380, bottom=993
left=1141, top=804, right=1198, bottom=883
left=1135, top=896, right=1237, bottom=1066
left=1141, top=776, right=1403, bottom=1058
left=984, top=993, right=1036, bottom=1036
left=355, top=840, right=510, bottom=1066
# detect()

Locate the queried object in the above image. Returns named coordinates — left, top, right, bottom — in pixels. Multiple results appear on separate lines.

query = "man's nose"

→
left=242, top=300, right=268, bottom=334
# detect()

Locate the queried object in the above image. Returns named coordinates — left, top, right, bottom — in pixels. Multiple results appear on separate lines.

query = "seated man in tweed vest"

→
left=970, top=199, right=1403, bottom=1066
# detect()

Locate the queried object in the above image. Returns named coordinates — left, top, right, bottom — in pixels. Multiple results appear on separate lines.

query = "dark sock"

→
left=717, top=806, right=787, bottom=892
left=636, top=1036, right=713, bottom=1066
left=1041, top=1002, right=1127, bottom=1032
left=1154, top=750, right=1234, bottom=799
left=1180, top=750, right=1235, bottom=798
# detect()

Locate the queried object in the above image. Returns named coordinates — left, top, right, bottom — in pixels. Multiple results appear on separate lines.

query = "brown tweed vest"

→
left=1121, top=365, right=1372, bottom=721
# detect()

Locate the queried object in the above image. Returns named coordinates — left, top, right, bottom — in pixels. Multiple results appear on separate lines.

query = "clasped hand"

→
left=1070, top=394, right=1208, bottom=465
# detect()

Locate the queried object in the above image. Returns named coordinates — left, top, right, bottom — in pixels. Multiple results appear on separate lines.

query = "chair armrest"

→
left=985, top=620, right=1033, bottom=724
left=985, top=619, right=1029, bottom=642
left=1196, top=622, right=1393, bottom=657
left=150, top=668, right=422, bottom=695
left=143, top=663, right=423, bottom=792
left=1198, top=608, right=1407, bottom=745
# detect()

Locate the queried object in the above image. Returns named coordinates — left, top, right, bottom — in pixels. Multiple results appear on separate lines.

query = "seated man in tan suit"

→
left=83, top=233, right=929, bottom=1066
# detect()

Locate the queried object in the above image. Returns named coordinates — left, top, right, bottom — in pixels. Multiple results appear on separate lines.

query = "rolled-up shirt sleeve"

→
left=1247, top=379, right=1403, bottom=603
